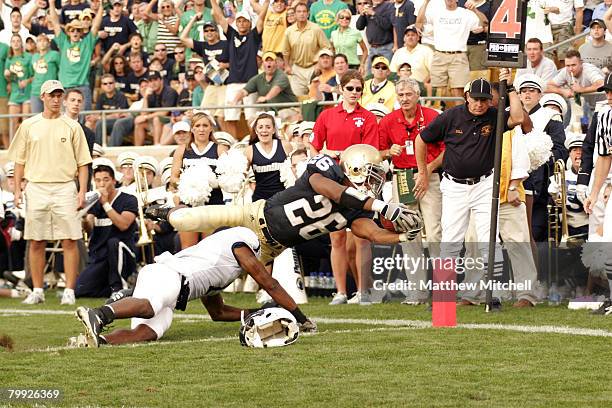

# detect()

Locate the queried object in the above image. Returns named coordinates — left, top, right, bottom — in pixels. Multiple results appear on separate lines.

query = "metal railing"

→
left=0, top=96, right=466, bottom=147
left=543, top=30, right=590, bottom=53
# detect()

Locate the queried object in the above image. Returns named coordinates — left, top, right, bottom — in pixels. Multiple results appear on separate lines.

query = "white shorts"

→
left=130, top=263, right=182, bottom=339
left=224, top=83, right=258, bottom=122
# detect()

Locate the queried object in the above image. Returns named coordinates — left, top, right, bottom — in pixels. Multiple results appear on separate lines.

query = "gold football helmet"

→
left=340, top=144, right=385, bottom=198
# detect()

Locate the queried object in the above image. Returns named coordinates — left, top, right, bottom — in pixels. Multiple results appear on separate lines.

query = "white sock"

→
left=33, top=287, right=44, bottom=294
left=64, top=288, right=74, bottom=296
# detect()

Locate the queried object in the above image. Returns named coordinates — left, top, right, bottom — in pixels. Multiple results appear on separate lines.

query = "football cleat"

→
left=592, top=300, right=612, bottom=316
left=75, top=307, right=104, bottom=348
left=105, top=288, right=134, bottom=305
left=60, top=291, right=76, bottom=305
left=487, top=297, right=502, bottom=313
left=22, top=291, right=45, bottom=304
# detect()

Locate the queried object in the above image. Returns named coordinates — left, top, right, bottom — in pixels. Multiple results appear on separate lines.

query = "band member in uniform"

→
left=74, top=227, right=316, bottom=347
left=246, top=113, right=293, bottom=201
left=379, top=78, right=443, bottom=304
left=116, top=151, right=140, bottom=194
left=76, top=159, right=138, bottom=298
left=170, top=111, right=229, bottom=249
left=148, top=145, right=422, bottom=267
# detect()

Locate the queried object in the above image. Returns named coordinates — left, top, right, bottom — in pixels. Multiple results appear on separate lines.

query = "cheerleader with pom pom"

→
left=170, top=112, right=228, bottom=249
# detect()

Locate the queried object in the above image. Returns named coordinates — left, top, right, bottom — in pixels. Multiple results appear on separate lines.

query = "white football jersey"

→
left=153, top=227, right=261, bottom=299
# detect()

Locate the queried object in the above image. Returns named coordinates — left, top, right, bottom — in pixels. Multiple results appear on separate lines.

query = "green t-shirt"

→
left=136, top=20, right=159, bottom=53
left=192, top=85, right=203, bottom=107
left=180, top=8, right=214, bottom=61
left=0, top=43, right=9, bottom=98
left=5, top=53, right=33, bottom=104
left=56, top=31, right=96, bottom=88
left=244, top=69, right=297, bottom=107
left=30, top=50, right=60, bottom=97
left=309, top=0, right=348, bottom=39
left=330, top=27, right=362, bottom=66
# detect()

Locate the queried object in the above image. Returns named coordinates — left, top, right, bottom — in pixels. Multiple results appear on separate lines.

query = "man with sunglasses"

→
left=361, top=55, right=395, bottom=112
left=48, top=0, right=104, bottom=111
left=99, top=0, right=138, bottom=53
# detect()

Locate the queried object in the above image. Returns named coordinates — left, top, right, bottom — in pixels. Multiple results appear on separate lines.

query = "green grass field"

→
left=2, top=292, right=612, bottom=408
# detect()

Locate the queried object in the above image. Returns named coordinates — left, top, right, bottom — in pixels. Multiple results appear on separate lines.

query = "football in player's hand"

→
left=380, top=215, right=399, bottom=232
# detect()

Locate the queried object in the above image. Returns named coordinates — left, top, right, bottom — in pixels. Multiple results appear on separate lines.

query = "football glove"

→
left=382, top=203, right=423, bottom=233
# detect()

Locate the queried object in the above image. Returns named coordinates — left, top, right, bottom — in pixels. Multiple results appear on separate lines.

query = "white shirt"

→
left=516, top=56, right=558, bottom=82
left=548, top=0, right=584, bottom=25
left=390, top=44, right=433, bottom=83
left=525, top=0, right=554, bottom=44
left=0, top=26, right=34, bottom=45
left=154, top=226, right=261, bottom=299
left=426, top=5, right=480, bottom=51
left=551, top=62, right=604, bottom=89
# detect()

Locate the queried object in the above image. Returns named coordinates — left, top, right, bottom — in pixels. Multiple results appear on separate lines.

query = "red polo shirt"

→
left=379, top=105, right=444, bottom=169
left=311, top=103, right=379, bottom=152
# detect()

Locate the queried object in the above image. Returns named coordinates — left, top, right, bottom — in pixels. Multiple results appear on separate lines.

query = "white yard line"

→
left=2, top=309, right=612, bottom=340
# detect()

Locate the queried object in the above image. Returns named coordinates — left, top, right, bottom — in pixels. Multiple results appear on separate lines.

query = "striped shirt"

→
left=596, top=105, right=612, bottom=156
left=157, top=15, right=181, bottom=53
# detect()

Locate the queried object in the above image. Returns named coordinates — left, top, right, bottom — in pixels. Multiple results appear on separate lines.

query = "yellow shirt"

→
left=282, top=21, right=331, bottom=68
left=7, top=113, right=92, bottom=183
left=360, top=79, right=396, bottom=112
left=500, top=129, right=525, bottom=204
left=262, top=11, right=287, bottom=53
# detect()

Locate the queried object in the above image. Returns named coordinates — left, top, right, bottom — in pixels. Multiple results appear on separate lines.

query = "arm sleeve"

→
left=356, top=14, right=367, bottom=30
left=551, top=69, right=566, bottom=86
left=544, top=119, right=568, bottom=162
left=271, top=72, right=290, bottom=89
left=73, top=125, right=93, bottom=167
left=6, top=123, right=28, bottom=164
left=119, top=93, right=129, bottom=109
left=510, top=132, right=530, bottom=180
left=577, top=112, right=596, bottom=185
left=310, top=112, right=327, bottom=151
left=361, top=113, right=380, bottom=149
left=378, top=119, right=391, bottom=150
left=243, top=76, right=257, bottom=94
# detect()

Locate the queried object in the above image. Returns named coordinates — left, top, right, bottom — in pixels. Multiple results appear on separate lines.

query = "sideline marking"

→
left=2, top=309, right=611, bottom=338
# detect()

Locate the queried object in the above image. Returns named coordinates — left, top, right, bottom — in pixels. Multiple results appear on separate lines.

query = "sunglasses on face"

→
left=204, top=29, right=216, bottom=32
left=344, top=86, right=363, bottom=92
left=373, top=65, right=388, bottom=70
left=175, top=50, right=184, bottom=54
left=102, top=82, right=115, bottom=85
left=338, top=15, right=350, bottom=20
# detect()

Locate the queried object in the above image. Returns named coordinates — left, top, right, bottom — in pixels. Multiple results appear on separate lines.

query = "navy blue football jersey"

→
left=263, top=154, right=374, bottom=247
left=183, top=142, right=223, bottom=205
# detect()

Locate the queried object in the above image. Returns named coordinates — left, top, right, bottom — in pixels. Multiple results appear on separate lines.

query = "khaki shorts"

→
left=224, top=83, right=258, bottom=122
left=24, top=181, right=83, bottom=241
left=202, top=84, right=226, bottom=118
left=0, top=96, right=8, bottom=136
left=431, top=51, right=471, bottom=89
left=467, top=43, right=487, bottom=71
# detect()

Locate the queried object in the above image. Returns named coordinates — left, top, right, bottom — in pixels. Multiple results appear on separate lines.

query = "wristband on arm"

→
left=290, top=307, right=307, bottom=324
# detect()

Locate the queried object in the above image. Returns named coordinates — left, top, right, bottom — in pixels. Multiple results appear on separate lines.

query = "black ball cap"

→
left=469, top=78, right=493, bottom=99
left=598, top=73, right=612, bottom=92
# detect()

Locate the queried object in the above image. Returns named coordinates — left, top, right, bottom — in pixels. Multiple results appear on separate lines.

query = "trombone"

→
left=133, top=158, right=156, bottom=265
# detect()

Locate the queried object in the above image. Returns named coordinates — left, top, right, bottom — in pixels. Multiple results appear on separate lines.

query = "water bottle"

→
left=223, top=1, right=233, bottom=18
left=317, top=272, right=326, bottom=297
left=548, top=283, right=561, bottom=306
left=323, top=272, right=333, bottom=297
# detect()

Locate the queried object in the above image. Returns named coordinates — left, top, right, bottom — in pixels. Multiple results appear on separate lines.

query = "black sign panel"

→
left=485, top=0, right=528, bottom=67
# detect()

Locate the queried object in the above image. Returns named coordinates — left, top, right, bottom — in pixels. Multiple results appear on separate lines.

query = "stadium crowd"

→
left=1, top=0, right=612, bottom=316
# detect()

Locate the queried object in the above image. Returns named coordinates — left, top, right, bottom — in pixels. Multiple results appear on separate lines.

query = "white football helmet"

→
left=239, top=307, right=300, bottom=348
left=340, top=144, right=385, bottom=198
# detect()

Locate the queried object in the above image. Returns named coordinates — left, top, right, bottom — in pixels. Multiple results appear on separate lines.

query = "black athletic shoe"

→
left=487, top=298, right=502, bottom=313
left=145, top=204, right=172, bottom=221
left=105, top=288, right=134, bottom=305
left=592, top=300, right=612, bottom=316
left=75, top=307, right=104, bottom=348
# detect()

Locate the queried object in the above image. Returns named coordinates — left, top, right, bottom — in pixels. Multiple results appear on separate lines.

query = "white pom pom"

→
left=216, top=149, right=248, bottom=193
left=523, top=129, right=553, bottom=172
left=279, top=158, right=296, bottom=188
left=178, top=163, right=213, bottom=206
left=581, top=239, right=608, bottom=279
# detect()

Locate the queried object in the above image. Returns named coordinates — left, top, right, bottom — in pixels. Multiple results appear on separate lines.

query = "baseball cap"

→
left=185, top=70, right=195, bottom=80
left=316, top=48, right=334, bottom=59
left=262, top=51, right=277, bottom=61
left=589, top=19, right=606, bottom=29
left=299, top=121, right=315, bottom=136
left=202, top=21, right=216, bottom=30
left=172, top=121, right=191, bottom=135
left=404, top=24, right=420, bottom=35
left=235, top=11, right=251, bottom=22
left=515, top=73, right=544, bottom=93
left=598, top=73, right=612, bottom=92
left=4, top=161, right=15, bottom=177
left=92, top=157, right=117, bottom=179
left=148, top=70, right=162, bottom=80
left=468, top=78, right=493, bottom=99
left=371, top=55, right=390, bottom=68
left=40, top=80, right=65, bottom=96
left=92, top=143, right=105, bottom=158
left=111, top=0, right=123, bottom=5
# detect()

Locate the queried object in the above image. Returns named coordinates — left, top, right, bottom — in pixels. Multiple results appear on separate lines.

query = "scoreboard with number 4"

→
left=486, top=0, right=528, bottom=67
